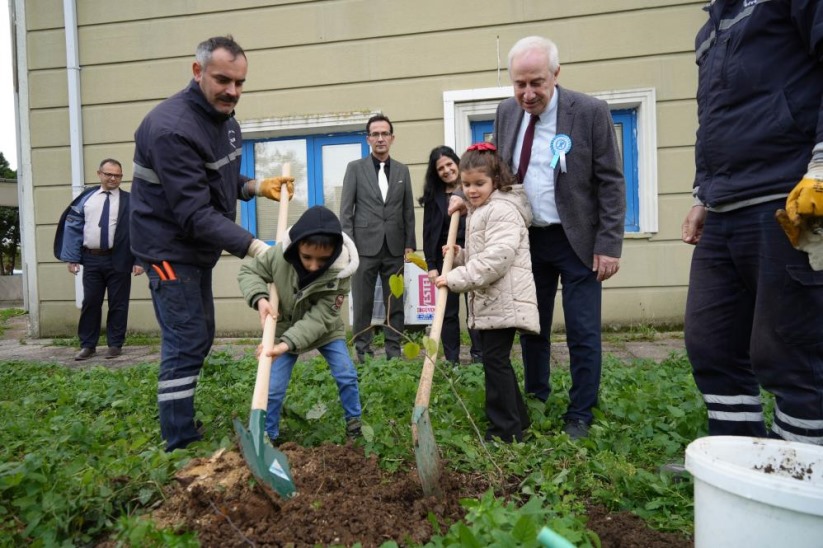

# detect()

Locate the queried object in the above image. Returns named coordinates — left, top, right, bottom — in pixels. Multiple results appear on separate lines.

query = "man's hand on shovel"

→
left=776, top=152, right=823, bottom=270
left=255, top=176, right=295, bottom=202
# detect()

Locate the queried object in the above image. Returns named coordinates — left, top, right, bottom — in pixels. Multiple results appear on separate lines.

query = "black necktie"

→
left=99, top=191, right=111, bottom=250
left=517, top=114, right=539, bottom=184
left=378, top=162, right=388, bottom=201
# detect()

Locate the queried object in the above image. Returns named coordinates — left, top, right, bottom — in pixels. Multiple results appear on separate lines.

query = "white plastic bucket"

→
left=685, top=436, right=823, bottom=548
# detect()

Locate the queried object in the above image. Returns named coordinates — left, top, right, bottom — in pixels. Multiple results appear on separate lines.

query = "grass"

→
left=0, top=308, right=24, bottom=337
left=0, top=343, right=703, bottom=546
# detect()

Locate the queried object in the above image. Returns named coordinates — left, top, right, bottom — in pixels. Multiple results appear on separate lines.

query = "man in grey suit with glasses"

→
left=340, top=114, right=416, bottom=362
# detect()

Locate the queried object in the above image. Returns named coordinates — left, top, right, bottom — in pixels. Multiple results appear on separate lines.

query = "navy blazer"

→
left=54, top=187, right=136, bottom=273
left=493, top=86, right=626, bottom=268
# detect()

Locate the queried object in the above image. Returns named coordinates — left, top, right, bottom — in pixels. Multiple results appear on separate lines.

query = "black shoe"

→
left=484, top=430, right=518, bottom=444
left=563, top=420, right=590, bottom=440
left=105, top=346, right=122, bottom=359
left=346, top=418, right=362, bottom=438
left=75, top=347, right=96, bottom=361
left=356, top=352, right=374, bottom=364
left=470, top=353, right=483, bottom=364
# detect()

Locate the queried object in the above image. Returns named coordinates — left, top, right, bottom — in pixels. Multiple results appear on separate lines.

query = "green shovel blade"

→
left=233, top=410, right=297, bottom=499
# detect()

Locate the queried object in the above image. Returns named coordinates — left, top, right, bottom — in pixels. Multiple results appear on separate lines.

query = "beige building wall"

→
left=17, top=0, right=706, bottom=336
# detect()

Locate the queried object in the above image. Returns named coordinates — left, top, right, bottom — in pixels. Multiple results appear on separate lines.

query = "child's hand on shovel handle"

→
left=255, top=341, right=289, bottom=360
left=256, top=298, right=277, bottom=329
left=440, top=244, right=460, bottom=257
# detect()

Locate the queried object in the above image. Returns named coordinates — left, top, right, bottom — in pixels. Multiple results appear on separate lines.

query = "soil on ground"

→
left=149, top=443, right=691, bottom=547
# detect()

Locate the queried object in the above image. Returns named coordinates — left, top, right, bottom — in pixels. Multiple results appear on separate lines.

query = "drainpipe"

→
left=63, top=0, right=84, bottom=308
left=11, top=0, right=37, bottom=329
left=63, top=0, right=84, bottom=197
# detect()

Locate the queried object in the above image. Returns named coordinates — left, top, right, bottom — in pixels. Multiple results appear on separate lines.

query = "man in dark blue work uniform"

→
left=130, top=36, right=293, bottom=451
left=682, top=0, right=823, bottom=445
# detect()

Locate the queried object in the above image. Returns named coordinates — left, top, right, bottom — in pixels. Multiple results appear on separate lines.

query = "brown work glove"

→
left=776, top=162, right=823, bottom=247
left=256, top=177, right=295, bottom=202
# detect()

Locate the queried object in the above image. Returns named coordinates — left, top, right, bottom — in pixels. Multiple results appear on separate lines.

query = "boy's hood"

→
left=283, top=223, right=360, bottom=279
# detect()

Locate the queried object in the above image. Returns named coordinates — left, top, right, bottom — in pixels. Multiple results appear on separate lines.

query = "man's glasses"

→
left=368, top=132, right=392, bottom=139
left=100, top=172, right=123, bottom=179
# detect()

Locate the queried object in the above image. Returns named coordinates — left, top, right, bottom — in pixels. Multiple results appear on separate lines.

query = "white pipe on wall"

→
left=63, top=0, right=84, bottom=196
left=62, top=0, right=84, bottom=308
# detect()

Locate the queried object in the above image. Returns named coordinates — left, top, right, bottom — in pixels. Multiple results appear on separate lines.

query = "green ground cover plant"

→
left=0, top=347, right=703, bottom=546
left=0, top=309, right=24, bottom=338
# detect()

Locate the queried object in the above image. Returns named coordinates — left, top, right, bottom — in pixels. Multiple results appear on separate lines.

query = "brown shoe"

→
left=75, top=347, right=96, bottom=361
left=105, top=347, right=122, bottom=359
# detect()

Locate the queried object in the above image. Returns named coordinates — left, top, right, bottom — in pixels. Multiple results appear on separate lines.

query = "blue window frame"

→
left=239, top=140, right=257, bottom=233
left=471, top=110, right=640, bottom=232
left=238, top=133, right=369, bottom=242
left=471, top=120, right=494, bottom=144
left=612, top=109, right=639, bottom=232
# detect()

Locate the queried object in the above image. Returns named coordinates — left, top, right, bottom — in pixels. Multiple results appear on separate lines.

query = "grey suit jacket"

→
left=339, top=155, right=416, bottom=257
left=493, top=86, right=626, bottom=268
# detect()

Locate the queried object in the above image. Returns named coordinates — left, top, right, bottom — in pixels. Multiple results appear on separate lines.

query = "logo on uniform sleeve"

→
left=332, top=294, right=345, bottom=311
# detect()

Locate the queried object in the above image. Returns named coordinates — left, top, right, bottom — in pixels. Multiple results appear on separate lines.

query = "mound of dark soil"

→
left=149, top=443, right=690, bottom=547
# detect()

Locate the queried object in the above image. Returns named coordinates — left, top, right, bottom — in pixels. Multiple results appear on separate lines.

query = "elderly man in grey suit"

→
left=340, top=114, right=416, bottom=362
left=494, top=36, right=625, bottom=439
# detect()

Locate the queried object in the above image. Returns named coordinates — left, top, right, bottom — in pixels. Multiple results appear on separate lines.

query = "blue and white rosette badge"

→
left=550, top=134, right=572, bottom=173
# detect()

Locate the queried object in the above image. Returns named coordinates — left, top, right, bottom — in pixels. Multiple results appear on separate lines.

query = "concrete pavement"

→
left=0, top=312, right=686, bottom=368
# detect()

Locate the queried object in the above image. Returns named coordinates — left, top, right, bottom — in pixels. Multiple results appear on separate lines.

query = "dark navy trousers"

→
left=685, top=201, right=823, bottom=444
left=520, top=225, right=602, bottom=424
left=78, top=252, right=131, bottom=349
left=148, top=263, right=215, bottom=451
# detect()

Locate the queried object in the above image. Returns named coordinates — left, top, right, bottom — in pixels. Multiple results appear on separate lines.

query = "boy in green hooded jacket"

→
left=238, top=205, right=362, bottom=443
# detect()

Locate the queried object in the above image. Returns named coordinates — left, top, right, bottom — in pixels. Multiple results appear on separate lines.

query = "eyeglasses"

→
left=99, top=172, right=123, bottom=179
left=368, top=132, right=392, bottom=139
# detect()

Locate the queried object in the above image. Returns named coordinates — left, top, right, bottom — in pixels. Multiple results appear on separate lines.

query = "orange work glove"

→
left=776, top=160, right=823, bottom=247
left=256, top=177, right=295, bottom=202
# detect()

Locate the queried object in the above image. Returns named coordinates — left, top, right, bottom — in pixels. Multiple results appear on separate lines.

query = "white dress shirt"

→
left=513, top=86, right=560, bottom=226
left=82, top=187, right=120, bottom=249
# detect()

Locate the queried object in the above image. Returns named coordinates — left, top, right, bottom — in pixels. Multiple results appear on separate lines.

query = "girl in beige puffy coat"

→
left=435, top=143, right=538, bottom=442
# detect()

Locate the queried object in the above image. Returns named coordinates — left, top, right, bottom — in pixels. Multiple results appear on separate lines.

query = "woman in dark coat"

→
left=419, top=146, right=482, bottom=364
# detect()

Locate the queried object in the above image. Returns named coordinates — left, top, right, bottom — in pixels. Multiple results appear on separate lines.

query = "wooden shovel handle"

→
left=251, top=289, right=278, bottom=411
left=275, top=163, right=291, bottom=241
left=414, top=211, right=461, bottom=407
left=252, top=162, right=291, bottom=411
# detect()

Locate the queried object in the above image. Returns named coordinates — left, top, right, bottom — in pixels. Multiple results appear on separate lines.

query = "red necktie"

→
left=516, top=114, right=539, bottom=184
